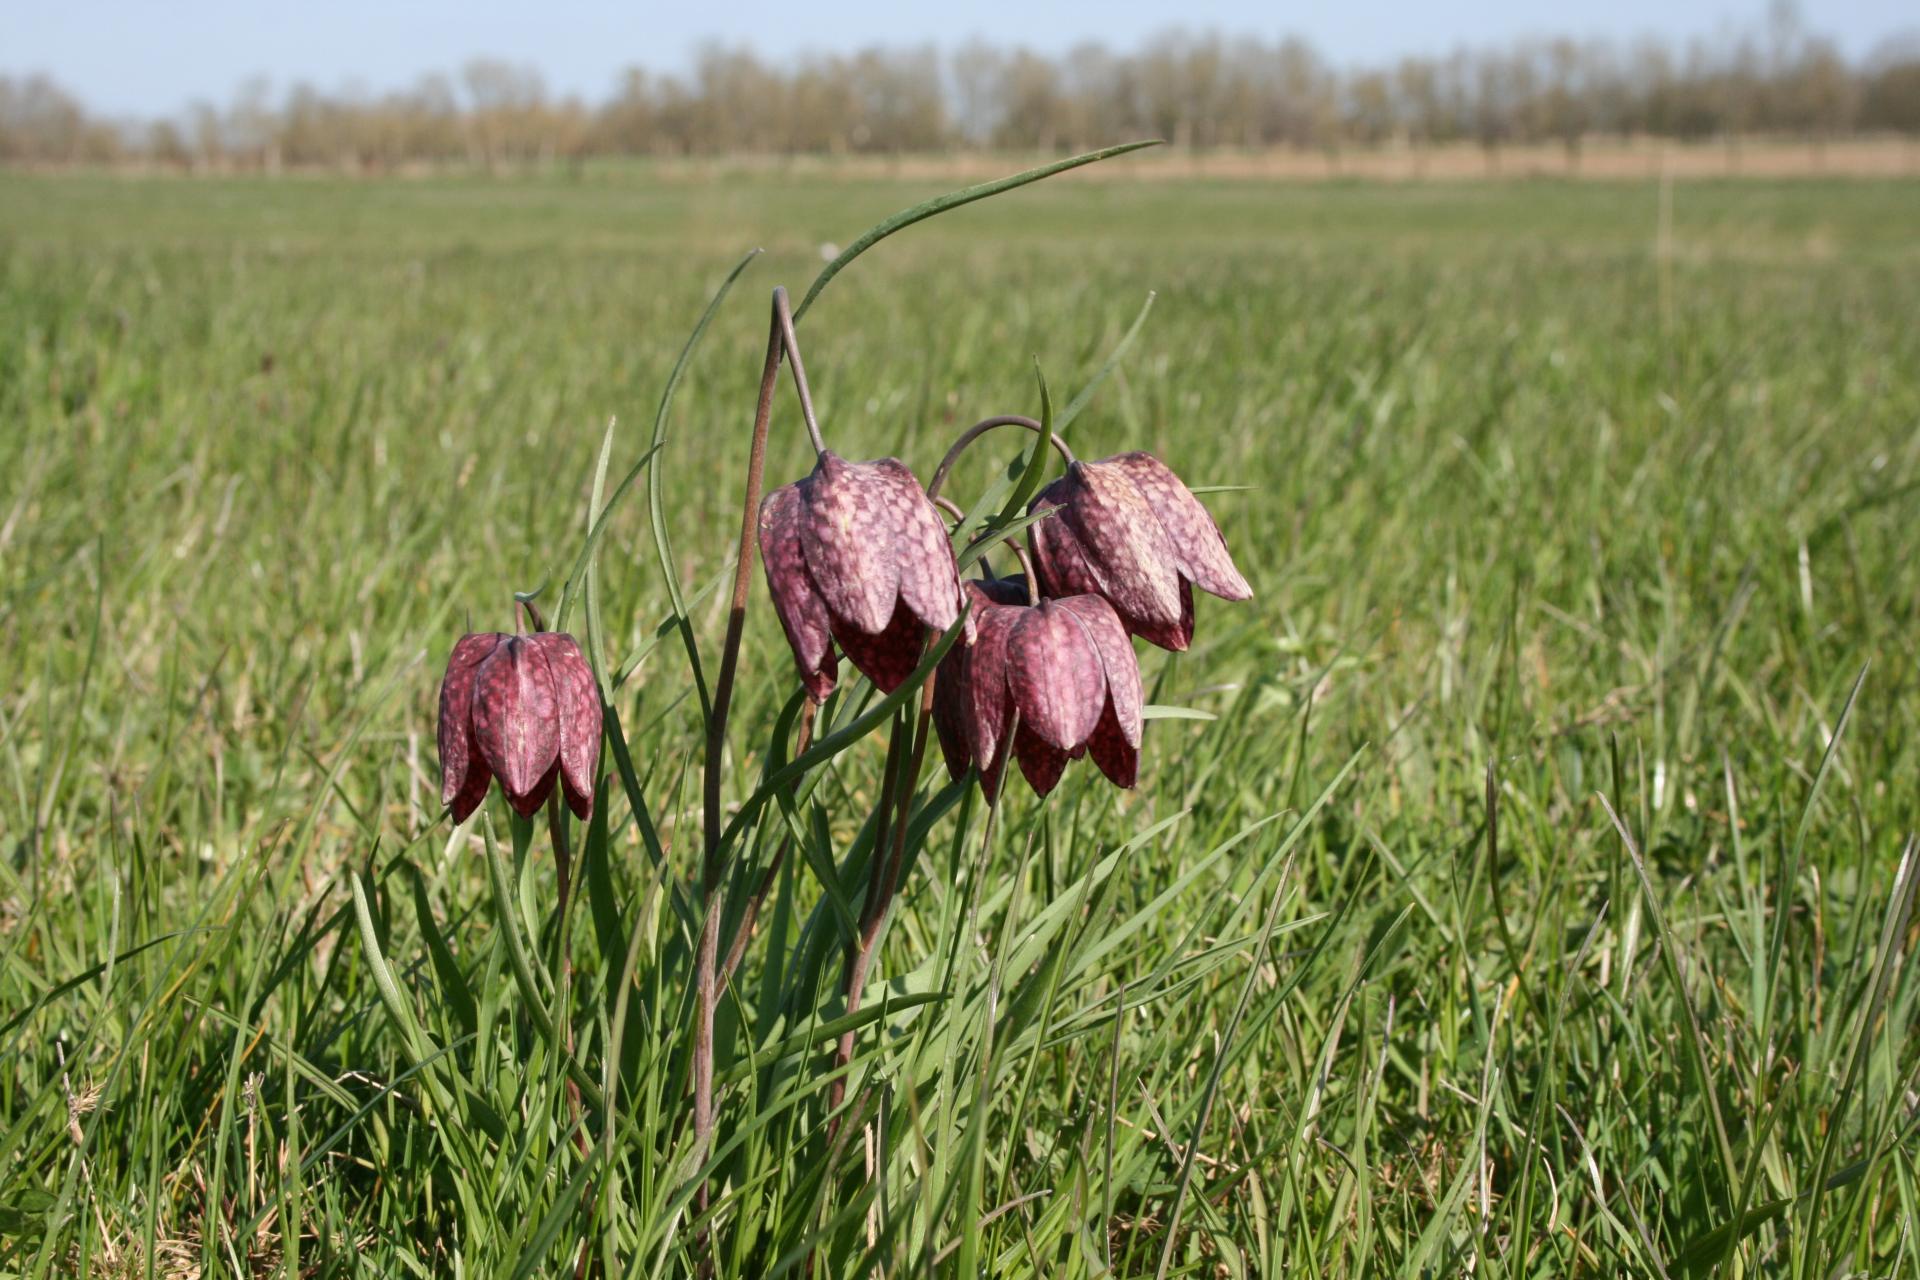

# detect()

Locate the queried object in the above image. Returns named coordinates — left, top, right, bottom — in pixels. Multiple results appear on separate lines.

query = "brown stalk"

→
left=827, top=708, right=913, bottom=1120
left=719, top=699, right=816, bottom=987
left=694, top=284, right=818, bottom=1231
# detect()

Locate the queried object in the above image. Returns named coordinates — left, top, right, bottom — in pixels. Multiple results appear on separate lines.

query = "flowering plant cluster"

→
left=392, top=142, right=1266, bottom=1271
left=427, top=291, right=1247, bottom=1238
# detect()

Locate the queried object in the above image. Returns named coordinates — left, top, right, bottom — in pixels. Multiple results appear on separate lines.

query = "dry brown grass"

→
left=639, top=136, right=1920, bottom=184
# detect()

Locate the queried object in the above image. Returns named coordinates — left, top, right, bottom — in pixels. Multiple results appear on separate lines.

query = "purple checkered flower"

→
left=933, top=579, right=1143, bottom=799
left=437, top=631, right=601, bottom=821
left=1027, top=452, right=1250, bottom=650
left=759, top=451, right=965, bottom=699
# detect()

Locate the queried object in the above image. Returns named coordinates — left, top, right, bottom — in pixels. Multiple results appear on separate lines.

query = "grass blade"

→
left=794, top=141, right=1161, bottom=321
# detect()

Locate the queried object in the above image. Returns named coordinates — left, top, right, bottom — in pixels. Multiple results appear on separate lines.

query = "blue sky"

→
left=11, top=1, right=1916, bottom=117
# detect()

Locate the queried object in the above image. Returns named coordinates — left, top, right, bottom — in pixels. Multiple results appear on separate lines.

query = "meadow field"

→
left=2, top=164, right=1918, bottom=1276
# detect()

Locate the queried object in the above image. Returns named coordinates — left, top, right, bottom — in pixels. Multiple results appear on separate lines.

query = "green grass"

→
left=2, top=164, right=1918, bottom=1277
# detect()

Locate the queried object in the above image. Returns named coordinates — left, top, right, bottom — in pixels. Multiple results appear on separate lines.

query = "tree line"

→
left=5, top=16, right=1919, bottom=169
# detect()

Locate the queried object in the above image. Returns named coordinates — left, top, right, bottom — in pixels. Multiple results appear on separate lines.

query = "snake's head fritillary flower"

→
left=759, top=450, right=965, bottom=699
left=437, top=631, right=602, bottom=822
left=933, top=578, right=1143, bottom=800
left=1027, top=452, right=1250, bottom=651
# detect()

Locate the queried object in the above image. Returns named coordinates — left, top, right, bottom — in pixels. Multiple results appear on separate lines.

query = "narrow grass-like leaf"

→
left=1796, top=836, right=1920, bottom=1277
left=551, top=442, right=660, bottom=635
left=1600, top=792, right=1739, bottom=1210
left=794, top=141, right=1161, bottom=320
left=1155, top=750, right=1360, bottom=1279
left=715, top=608, right=967, bottom=854
left=480, top=813, right=607, bottom=1111
left=351, top=873, right=459, bottom=1117
left=1056, top=291, right=1156, bottom=434
left=405, top=861, right=477, bottom=1037
left=645, top=247, right=763, bottom=721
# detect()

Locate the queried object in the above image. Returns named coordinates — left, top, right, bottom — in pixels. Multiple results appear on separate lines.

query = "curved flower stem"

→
left=931, top=495, right=1040, bottom=599
left=699, top=283, right=825, bottom=895
left=927, top=414, right=1075, bottom=502
left=772, top=287, right=826, bottom=457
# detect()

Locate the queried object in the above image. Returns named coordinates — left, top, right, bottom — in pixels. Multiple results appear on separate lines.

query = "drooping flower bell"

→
left=438, top=631, right=602, bottom=822
left=933, top=578, right=1143, bottom=799
left=759, top=450, right=965, bottom=699
left=1027, top=452, right=1251, bottom=651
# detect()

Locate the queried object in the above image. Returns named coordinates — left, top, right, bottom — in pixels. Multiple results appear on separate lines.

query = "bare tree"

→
left=995, top=49, right=1070, bottom=151
left=9, top=12, right=1918, bottom=172
left=1860, top=36, right=1920, bottom=131
left=948, top=41, right=1004, bottom=147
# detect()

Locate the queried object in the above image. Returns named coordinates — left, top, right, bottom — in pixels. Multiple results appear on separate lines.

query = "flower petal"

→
left=1006, top=599, right=1105, bottom=751
left=1086, top=700, right=1139, bottom=789
left=799, top=452, right=901, bottom=636
left=438, top=632, right=502, bottom=814
left=1130, top=577, right=1195, bottom=652
left=1057, top=459, right=1185, bottom=628
left=1026, top=485, right=1103, bottom=601
left=759, top=483, right=838, bottom=700
left=964, top=590, right=1023, bottom=770
left=1057, top=594, right=1142, bottom=748
left=932, top=649, right=975, bottom=784
left=506, top=760, right=561, bottom=819
left=529, top=632, right=601, bottom=820
left=448, top=759, right=494, bottom=824
left=833, top=599, right=924, bottom=694
left=871, top=457, right=961, bottom=632
left=472, top=635, right=562, bottom=812
left=1013, top=722, right=1073, bottom=797
left=1106, top=452, right=1251, bottom=601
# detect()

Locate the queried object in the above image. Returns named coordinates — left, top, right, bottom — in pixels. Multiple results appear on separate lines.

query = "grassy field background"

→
left=3, top=166, right=1918, bottom=1276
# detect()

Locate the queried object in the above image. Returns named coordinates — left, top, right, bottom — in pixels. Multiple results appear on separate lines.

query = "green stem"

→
left=484, top=812, right=607, bottom=1112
